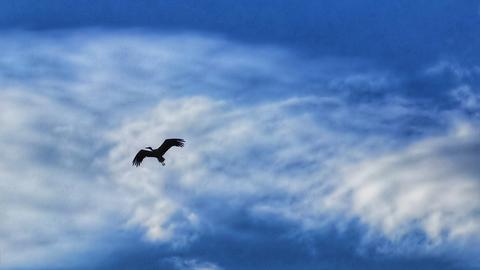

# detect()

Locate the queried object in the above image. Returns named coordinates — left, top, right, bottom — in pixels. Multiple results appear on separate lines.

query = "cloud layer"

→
left=0, top=30, right=479, bottom=269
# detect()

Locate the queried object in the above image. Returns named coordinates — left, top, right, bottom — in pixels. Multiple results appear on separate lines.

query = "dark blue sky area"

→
left=89, top=217, right=459, bottom=270
left=2, top=0, right=480, bottom=69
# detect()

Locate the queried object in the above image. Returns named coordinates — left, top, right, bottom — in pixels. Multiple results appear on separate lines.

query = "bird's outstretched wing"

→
left=132, top=149, right=154, bottom=167
left=157, top=138, right=185, bottom=156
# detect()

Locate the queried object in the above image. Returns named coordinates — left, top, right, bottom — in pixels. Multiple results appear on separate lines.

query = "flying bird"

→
left=132, top=138, right=185, bottom=167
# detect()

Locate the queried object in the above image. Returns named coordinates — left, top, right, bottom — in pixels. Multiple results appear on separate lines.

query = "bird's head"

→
left=145, top=146, right=154, bottom=151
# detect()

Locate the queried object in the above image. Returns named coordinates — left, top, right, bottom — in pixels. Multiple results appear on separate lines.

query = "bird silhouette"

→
left=132, top=138, right=185, bottom=167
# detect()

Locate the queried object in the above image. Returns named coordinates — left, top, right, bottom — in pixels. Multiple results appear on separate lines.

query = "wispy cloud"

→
left=328, top=124, right=480, bottom=253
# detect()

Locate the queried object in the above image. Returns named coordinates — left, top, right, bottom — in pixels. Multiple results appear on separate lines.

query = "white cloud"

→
left=327, top=123, right=480, bottom=254
left=0, top=90, right=119, bottom=268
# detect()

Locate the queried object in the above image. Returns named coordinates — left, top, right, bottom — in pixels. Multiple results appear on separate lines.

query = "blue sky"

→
left=1, top=1, right=479, bottom=270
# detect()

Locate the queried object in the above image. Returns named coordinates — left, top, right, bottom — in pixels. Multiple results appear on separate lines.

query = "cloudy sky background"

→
left=1, top=1, right=480, bottom=269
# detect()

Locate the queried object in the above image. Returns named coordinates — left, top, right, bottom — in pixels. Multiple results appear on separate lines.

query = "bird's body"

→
left=132, top=138, right=185, bottom=167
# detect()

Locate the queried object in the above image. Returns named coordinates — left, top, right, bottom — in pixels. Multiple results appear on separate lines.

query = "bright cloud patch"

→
left=328, top=124, right=480, bottom=251
left=0, top=90, right=117, bottom=267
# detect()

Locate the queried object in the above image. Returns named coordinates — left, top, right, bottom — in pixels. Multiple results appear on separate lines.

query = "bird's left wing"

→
left=132, top=149, right=152, bottom=167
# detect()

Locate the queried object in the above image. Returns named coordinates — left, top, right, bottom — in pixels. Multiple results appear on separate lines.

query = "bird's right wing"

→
left=132, top=149, right=153, bottom=167
left=157, top=138, right=185, bottom=156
